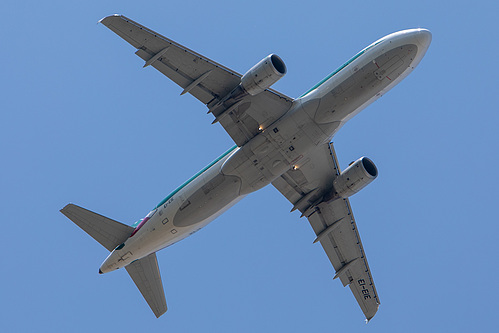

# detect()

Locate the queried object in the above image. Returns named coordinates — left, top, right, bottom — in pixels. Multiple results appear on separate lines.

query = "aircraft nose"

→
left=415, top=28, right=432, bottom=50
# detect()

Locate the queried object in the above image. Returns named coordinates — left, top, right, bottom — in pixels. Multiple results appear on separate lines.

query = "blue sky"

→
left=2, top=1, right=498, bottom=332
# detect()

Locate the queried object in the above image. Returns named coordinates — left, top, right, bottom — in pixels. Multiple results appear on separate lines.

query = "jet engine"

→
left=240, top=54, right=286, bottom=95
left=328, top=157, right=378, bottom=199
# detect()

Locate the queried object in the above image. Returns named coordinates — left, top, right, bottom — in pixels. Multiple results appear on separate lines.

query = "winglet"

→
left=98, top=14, right=122, bottom=25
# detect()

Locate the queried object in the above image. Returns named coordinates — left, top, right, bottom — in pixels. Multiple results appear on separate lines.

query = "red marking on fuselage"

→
left=130, top=217, right=150, bottom=237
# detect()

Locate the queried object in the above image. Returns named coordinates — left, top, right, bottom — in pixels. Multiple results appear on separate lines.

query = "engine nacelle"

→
left=241, top=54, right=286, bottom=95
left=329, top=157, right=378, bottom=199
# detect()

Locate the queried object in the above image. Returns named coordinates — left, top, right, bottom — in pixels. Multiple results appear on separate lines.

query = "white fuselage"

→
left=99, top=28, right=431, bottom=273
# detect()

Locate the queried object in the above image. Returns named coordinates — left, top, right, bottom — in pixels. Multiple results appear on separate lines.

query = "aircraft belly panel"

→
left=374, top=55, right=404, bottom=81
left=173, top=174, right=242, bottom=227
left=313, top=44, right=418, bottom=124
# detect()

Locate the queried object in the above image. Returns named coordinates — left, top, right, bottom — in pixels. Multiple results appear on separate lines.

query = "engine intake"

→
left=241, top=54, right=286, bottom=95
left=329, top=157, right=378, bottom=199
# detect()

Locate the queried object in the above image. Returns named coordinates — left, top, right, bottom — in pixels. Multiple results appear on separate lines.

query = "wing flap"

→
left=60, top=204, right=133, bottom=252
left=126, top=253, right=167, bottom=318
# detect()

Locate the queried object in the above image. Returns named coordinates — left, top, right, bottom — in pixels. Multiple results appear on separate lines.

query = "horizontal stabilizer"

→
left=60, top=204, right=133, bottom=252
left=126, top=253, right=167, bottom=318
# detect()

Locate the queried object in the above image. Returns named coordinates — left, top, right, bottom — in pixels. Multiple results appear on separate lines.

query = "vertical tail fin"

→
left=60, top=203, right=133, bottom=251
left=126, top=253, right=168, bottom=317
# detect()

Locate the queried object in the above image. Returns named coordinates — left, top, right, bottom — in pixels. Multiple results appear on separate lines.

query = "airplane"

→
left=61, top=14, right=431, bottom=321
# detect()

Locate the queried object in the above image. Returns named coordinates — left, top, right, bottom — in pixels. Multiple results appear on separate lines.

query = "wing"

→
left=272, top=143, right=380, bottom=321
left=126, top=252, right=167, bottom=318
left=100, top=15, right=293, bottom=146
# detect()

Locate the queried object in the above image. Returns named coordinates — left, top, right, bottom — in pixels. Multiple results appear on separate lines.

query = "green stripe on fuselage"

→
left=154, top=145, right=238, bottom=210
left=298, top=40, right=383, bottom=98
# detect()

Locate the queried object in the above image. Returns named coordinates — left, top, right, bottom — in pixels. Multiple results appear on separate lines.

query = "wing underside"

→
left=272, top=143, right=380, bottom=320
left=100, top=15, right=293, bottom=146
